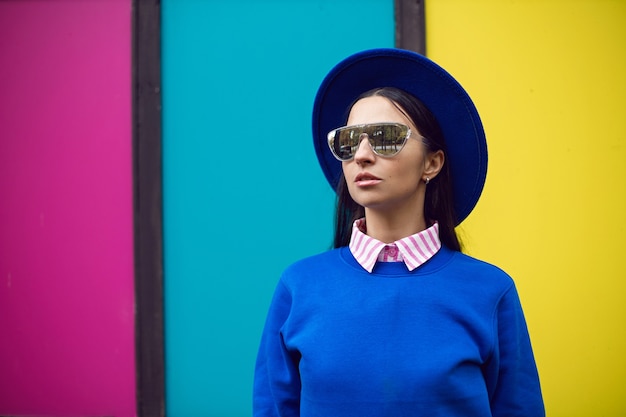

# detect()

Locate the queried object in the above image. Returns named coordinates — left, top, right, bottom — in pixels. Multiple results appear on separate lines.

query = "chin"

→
left=349, top=191, right=382, bottom=206
left=353, top=197, right=390, bottom=211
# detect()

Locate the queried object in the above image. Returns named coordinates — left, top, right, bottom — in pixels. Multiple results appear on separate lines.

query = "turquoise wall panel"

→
left=162, top=1, right=394, bottom=415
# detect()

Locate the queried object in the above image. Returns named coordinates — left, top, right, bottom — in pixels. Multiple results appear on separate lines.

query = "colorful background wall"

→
left=426, top=1, right=626, bottom=416
left=1, top=0, right=624, bottom=416
left=160, top=1, right=394, bottom=415
left=0, top=1, right=136, bottom=416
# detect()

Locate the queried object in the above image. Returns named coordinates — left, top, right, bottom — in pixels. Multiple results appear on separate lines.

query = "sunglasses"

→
left=327, top=123, right=421, bottom=161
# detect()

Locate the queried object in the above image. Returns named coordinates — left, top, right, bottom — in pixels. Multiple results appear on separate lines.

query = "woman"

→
left=254, top=49, right=544, bottom=417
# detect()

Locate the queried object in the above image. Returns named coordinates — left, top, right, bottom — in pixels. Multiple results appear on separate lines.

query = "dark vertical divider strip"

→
left=132, top=0, right=165, bottom=416
left=394, top=0, right=426, bottom=55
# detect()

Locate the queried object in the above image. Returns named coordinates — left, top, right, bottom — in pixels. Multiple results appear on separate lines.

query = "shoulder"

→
left=280, top=247, right=344, bottom=280
left=283, top=247, right=342, bottom=272
left=440, top=248, right=516, bottom=292
left=278, top=247, right=358, bottom=294
left=453, top=250, right=511, bottom=276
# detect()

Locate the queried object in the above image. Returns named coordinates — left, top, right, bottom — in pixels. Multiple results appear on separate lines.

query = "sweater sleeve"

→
left=253, top=280, right=301, bottom=417
left=486, top=284, right=545, bottom=417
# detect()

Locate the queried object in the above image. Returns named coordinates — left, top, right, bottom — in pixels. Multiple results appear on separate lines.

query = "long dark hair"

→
left=333, top=87, right=462, bottom=252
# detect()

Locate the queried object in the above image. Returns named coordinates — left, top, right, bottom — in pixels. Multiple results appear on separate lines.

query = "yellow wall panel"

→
left=426, top=1, right=626, bottom=415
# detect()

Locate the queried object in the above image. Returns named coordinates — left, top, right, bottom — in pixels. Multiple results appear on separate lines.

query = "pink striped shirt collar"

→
left=348, top=218, right=441, bottom=273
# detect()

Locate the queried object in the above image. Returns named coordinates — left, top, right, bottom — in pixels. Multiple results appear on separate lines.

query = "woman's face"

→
left=342, top=95, right=440, bottom=214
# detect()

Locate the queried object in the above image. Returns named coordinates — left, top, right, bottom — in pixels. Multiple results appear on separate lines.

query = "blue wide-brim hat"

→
left=312, top=48, right=488, bottom=225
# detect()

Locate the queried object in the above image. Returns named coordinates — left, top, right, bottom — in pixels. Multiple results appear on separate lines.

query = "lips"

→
left=354, top=172, right=382, bottom=187
left=355, top=172, right=381, bottom=182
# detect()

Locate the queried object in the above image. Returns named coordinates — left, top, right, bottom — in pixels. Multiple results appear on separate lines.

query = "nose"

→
left=353, top=134, right=375, bottom=164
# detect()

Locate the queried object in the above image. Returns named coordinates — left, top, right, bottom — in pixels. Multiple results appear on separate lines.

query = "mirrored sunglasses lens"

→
left=367, top=124, right=408, bottom=156
left=333, top=128, right=359, bottom=160
left=330, top=124, right=409, bottom=160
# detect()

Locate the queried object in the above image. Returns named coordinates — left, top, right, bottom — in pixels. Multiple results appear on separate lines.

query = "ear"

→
left=422, top=150, right=444, bottom=182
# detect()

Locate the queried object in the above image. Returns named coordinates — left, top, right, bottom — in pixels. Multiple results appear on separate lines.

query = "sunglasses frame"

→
left=327, top=122, right=418, bottom=161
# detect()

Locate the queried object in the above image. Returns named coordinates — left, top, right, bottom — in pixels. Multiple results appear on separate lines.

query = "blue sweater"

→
left=254, top=245, right=544, bottom=417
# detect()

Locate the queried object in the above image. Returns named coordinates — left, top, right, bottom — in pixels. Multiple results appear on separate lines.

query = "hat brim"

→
left=312, top=48, right=487, bottom=225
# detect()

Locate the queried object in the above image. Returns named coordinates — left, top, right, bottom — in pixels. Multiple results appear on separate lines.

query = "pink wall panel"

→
left=0, top=1, right=136, bottom=415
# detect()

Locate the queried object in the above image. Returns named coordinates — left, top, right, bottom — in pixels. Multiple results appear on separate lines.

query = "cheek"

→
left=387, top=159, right=423, bottom=182
left=342, top=163, right=356, bottom=191
left=341, top=162, right=351, bottom=179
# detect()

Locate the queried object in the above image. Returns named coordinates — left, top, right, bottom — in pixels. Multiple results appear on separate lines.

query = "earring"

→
left=424, top=177, right=430, bottom=185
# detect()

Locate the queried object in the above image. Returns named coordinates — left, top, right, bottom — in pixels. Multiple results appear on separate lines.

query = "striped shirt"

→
left=348, top=218, right=441, bottom=273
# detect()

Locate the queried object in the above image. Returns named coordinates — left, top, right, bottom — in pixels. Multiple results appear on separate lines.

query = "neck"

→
left=363, top=207, right=427, bottom=243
